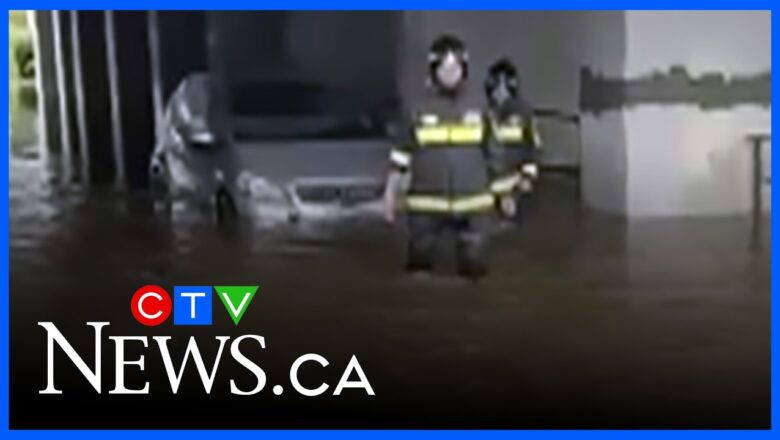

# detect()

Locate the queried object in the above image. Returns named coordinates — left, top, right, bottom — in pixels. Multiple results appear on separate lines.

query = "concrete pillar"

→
left=205, top=12, right=230, bottom=141
left=577, top=11, right=771, bottom=218
left=623, top=11, right=770, bottom=218
left=578, top=11, right=630, bottom=216
left=105, top=11, right=155, bottom=189
left=30, top=11, right=61, bottom=160
left=51, top=10, right=81, bottom=183
left=148, top=11, right=208, bottom=132
left=621, top=11, right=769, bottom=218
left=71, top=10, right=115, bottom=185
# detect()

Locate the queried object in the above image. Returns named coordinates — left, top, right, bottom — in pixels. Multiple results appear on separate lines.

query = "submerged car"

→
left=149, top=73, right=395, bottom=226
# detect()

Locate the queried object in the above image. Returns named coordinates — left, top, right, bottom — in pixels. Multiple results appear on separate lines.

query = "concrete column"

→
left=148, top=11, right=208, bottom=133
left=620, top=11, right=770, bottom=217
left=30, top=11, right=61, bottom=160
left=205, top=12, right=230, bottom=141
left=51, top=10, right=81, bottom=183
left=577, top=11, right=771, bottom=218
left=71, top=10, right=115, bottom=185
left=105, top=11, right=155, bottom=189
left=575, top=11, right=630, bottom=216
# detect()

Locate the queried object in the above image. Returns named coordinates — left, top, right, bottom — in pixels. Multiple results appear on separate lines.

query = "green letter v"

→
left=215, top=286, right=259, bottom=325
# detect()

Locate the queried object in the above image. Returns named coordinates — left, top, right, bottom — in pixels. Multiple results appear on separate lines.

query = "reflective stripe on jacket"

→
left=388, top=91, right=503, bottom=214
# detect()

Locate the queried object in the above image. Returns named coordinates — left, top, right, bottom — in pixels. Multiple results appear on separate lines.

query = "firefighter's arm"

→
left=383, top=170, right=405, bottom=222
left=481, top=114, right=505, bottom=181
left=482, top=115, right=519, bottom=199
left=383, top=116, right=415, bottom=223
left=521, top=115, right=541, bottom=180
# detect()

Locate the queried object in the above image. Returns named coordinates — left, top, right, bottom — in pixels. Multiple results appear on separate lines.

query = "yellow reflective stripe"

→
left=495, top=120, right=542, bottom=146
left=405, top=193, right=494, bottom=213
left=496, top=125, right=523, bottom=142
left=451, top=193, right=494, bottom=212
left=490, top=172, right=521, bottom=194
left=415, top=124, right=484, bottom=145
left=415, top=126, right=449, bottom=144
left=390, top=148, right=411, bottom=168
left=405, top=195, right=450, bottom=212
left=449, top=125, right=483, bottom=143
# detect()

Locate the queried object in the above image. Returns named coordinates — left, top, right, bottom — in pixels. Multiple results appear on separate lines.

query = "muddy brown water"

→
left=9, top=152, right=770, bottom=428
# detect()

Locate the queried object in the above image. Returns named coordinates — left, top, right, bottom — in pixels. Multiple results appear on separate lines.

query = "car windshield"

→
left=228, top=81, right=394, bottom=140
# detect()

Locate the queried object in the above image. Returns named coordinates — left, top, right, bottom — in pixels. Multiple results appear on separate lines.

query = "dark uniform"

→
left=389, top=87, right=514, bottom=278
left=385, top=35, right=514, bottom=279
left=485, top=59, right=541, bottom=220
left=493, top=103, right=539, bottom=174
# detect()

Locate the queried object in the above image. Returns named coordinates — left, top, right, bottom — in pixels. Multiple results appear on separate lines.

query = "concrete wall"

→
left=622, top=11, right=771, bottom=217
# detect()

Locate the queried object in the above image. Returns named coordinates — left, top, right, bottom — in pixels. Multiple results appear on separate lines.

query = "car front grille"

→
left=294, top=181, right=383, bottom=207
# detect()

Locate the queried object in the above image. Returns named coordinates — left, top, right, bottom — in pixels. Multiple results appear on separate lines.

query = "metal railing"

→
left=532, top=108, right=583, bottom=203
left=748, top=133, right=771, bottom=250
left=532, top=108, right=583, bottom=174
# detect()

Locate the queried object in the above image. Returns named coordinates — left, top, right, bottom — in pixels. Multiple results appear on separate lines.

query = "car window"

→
left=228, top=82, right=395, bottom=139
left=230, top=82, right=362, bottom=116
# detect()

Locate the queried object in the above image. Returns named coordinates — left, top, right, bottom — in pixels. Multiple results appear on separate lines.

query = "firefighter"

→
left=383, top=34, right=509, bottom=280
left=484, top=58, right=541, bottom=221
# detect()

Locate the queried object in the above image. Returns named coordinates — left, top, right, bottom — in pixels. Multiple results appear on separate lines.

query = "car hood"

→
left=229, top=138, right=391, bottom=185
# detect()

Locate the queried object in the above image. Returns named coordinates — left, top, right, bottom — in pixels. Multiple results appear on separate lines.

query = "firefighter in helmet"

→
left=484, top=57, right=541, bottom=221
left=383, top=34, right=509, bottom=279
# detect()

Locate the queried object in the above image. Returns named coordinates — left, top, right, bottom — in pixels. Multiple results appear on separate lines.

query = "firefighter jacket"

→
left=389, top=89, right=516, bottom=214
left=489, top=98, right=542, bottom=187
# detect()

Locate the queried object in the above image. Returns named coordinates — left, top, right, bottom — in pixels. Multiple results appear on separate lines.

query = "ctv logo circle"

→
left=131, top=285, right=172, bottom=326
left=131, top=285, right=259, bottom=326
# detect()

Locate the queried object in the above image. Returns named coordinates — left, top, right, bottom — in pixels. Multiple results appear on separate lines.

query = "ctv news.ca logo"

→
left=37, top=285, right=374, bottom=397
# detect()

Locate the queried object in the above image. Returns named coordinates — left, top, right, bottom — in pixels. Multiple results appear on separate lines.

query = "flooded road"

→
left=9, top=150, right=770, bottom=428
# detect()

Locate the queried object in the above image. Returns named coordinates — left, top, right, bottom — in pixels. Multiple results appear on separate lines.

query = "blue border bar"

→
left=3, top=7, right=9, bottom=437
left=2, top=4, right=777, bottom=438
left=770, top=4, right=777, bottom=434
left=4, top=2, right=780, bottom=10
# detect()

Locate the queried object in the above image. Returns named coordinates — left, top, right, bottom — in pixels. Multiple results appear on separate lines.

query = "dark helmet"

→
left=485, top=57, right=519, bottom=98
left=428, top=34, right=469, bottom=82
